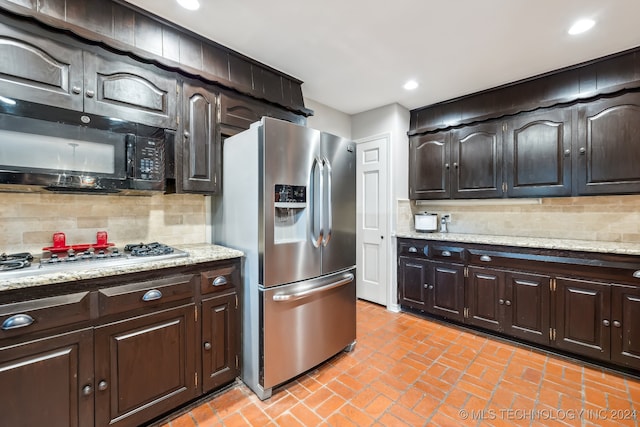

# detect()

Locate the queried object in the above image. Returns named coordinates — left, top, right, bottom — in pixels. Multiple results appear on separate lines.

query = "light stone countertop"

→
left=0, top=243, right=244, bottom=293
left=395, top=231, right=640, bottom=257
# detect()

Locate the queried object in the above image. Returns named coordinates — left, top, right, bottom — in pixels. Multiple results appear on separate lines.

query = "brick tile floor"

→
left=159, top=300, right=640, bottom=426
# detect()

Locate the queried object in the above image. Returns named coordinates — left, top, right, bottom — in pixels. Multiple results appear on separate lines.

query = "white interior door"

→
left=356, top=135, right=388, bottom=305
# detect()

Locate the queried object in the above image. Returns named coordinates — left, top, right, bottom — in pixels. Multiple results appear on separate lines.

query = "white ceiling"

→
left=124, top=0, right=640, bottom=115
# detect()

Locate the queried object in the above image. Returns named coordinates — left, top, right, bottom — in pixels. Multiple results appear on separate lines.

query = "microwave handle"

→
left=125, top=134, right=136, bottom=178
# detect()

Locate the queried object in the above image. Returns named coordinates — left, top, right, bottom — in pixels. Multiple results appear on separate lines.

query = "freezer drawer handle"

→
left=272, top=273, right=354, bottom=302
left=142, top=289, right=163, bottom=302
left=212, top=276, right=228, bottom=287
left=1, top=314, right=35, bottom=330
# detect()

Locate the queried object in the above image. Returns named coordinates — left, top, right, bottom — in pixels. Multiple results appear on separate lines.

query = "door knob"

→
left=381, top=236, right=384, bottom=240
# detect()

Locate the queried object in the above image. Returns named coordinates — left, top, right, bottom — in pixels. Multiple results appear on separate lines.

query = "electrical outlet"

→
left=443, top=213, right=452, bottom=223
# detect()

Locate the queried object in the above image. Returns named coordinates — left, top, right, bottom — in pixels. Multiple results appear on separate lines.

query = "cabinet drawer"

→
left=398, top=240, right=428, bottom=258
left=201, top=264, right=239, bottom=295
left=0, top=292, right=91, bottom=339
left=98, top=275, right=196, bottom=317
left=429, top=245, right=466, bottom=262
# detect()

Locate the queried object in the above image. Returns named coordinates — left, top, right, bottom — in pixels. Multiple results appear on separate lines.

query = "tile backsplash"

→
left=0, top=192, right=209, bottom=253
left=398, top=195, right=640, bottom=243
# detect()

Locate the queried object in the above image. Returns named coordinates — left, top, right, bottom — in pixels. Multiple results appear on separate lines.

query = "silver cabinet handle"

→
left=613, top=321, right=621, bottom=328
left=453, top=162, right=458, bottom=168
left=498, top=299, right=505, bottom=305
left=204, top=342, right=212, bottom=350
left=505, top=300, right=512, bottom=306
left=633, top=270, right=640, bottom=279
left=72, top=86, right=82, bottom=94
left=428, top=285, right=434, bottom=290
left=441, top=250, right=451, bottom=257
left=480, top=255, right=492, bottom=262
left=212, top=276, right=227, bottom=287
left=142, top=289, right=162, bottom=302
left=603, top=319, right=610, bottom=327
left=85, top=89, right=95, bottom=98
left=445, top=163, right=450, bottom=169
left=184, top=131, right=190, bottom=138
left=82, top=385, right=93, bottom=396
left=579, top=147, right=586, bottom=154
left=408, top=247, right=418, bottom=253
left=564, top=149, right=571, bottom=156
left=98, top=381, right=108, bottom=391
left=2, top=314, right=35, bottom=330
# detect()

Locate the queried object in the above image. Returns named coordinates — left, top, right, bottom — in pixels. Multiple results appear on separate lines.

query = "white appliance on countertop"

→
left=213, top=117, right=356, bottom=400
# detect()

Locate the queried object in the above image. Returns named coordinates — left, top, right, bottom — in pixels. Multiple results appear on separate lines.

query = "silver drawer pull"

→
left=2, top=314, right=35, bottom=330
left=633, top=270, right=640, bottom=279
left=142, top=289, right=163, bottom=302
left=441, top=250, right=451, bottom=257
left=213, top=276, right=228, bottom=286
left=408, top=247, right=418, bottom=253
left=480, top=255, right=492, bottom=262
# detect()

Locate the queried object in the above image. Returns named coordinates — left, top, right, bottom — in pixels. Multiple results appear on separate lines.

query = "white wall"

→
left=304, top=98, right=352, bottom=138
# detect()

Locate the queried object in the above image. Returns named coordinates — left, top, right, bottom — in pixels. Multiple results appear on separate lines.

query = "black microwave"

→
left=0, top=109, right=172, bottom=193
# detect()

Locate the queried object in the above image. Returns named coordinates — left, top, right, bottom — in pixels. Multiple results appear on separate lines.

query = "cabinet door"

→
left=409, top=131, right=450, bottom=199
left=576, top=92, right=640, bottom=195
left=504, top=272, right=550, bottom=345
left=0, top=328, right=93, bottom=427
left=94, top=304, right=197, bottom=427
left=451, top=122, right=503, bottom=198
left=0, top=21, right=84, bottom=111
left=181, top=82, right=219, bottom=193
left=611, top=285, right=640, bottom=370
left=201, top=292, right=239, bottom=392
left=398, top=256, right=428, bottom=311
left=427, top=261, right=464, bottom=322
left=504, top=108, right=572, bottom=197
left=219, top=92, right=266, bottom=130
left=554, top=277, right=610, bottom=361
left=83, top=52, right=177, bottom=129
left=466, top=267, right=503, bottom=331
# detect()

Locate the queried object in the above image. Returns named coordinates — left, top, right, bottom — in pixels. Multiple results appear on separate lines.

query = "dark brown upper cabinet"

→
left=504, top=108, right=572, bottom=197
left=0, top=19, right=177, bottom=129
left=219, top=92, right=306, bottom=135
left=0, top=20, right=84, bottom=111
left=84, top=52, right=177, bottom=129
left=180, top=81, right=219, bottom=194
left=451, top=121, right=503, bottom=199
left=409, top=131, right=450, bottom=199
left=576, top=91, right=640, bottom=195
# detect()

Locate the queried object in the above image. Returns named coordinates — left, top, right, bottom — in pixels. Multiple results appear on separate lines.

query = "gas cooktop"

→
left=0, top=242, right=189, bottom=280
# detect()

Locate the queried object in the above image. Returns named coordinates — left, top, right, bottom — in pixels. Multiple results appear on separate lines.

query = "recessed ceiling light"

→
left=403, top=80, right=419, bottom=91
left=568, top=19, right=595, bottom=35
left=177, top=0, right=200, bottom=11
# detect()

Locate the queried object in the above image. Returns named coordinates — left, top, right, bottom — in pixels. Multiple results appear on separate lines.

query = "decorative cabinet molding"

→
left=0, top=0, right=311, bottom=116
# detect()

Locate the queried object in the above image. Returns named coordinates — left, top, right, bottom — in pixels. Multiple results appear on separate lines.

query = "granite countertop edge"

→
left=0, top=243, right=244, bottom=293
left=394, top=231, right=640, bottom=257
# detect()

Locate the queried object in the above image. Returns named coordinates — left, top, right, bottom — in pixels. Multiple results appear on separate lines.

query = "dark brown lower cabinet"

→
left=398, top=256, right=428, bottom=311
left=554, top=277, right=611, bottom=362
left=611, top=286, right=640, bottom=370
left=0, top=328, right=94, bottom=427
left=556, top=278, right=640, bottom=370
left=201, top=292, right=239, bottom=392
left=94, top=304, right=198, bottom=427
left=465, top=268, right=550, bottom=345
left=428, top=261, right=464, bottom=321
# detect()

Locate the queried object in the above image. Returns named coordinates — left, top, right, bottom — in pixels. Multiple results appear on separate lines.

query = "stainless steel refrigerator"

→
left=213, top=117, right=356, bottom=400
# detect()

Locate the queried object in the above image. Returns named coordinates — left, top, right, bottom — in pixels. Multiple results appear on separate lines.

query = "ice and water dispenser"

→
left=274, top=184, right=307, bottom=244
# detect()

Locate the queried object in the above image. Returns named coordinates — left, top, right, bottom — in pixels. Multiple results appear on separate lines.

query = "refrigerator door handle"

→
left=272, top=273, right=354, bottom=302
left=322, top=156, right=332, bottom=246
left=310, top=156, right=324, bottom=248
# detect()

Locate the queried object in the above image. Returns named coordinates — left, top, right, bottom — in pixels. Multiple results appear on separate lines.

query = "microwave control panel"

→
left=132, top=137, right=163, bottom=182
